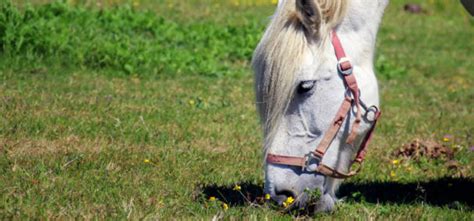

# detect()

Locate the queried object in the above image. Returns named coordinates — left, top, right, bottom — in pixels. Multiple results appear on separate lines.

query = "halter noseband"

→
left=266, top=30, right=382, bottom=179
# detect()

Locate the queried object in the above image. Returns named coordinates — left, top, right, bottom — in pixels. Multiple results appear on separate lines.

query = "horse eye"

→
left=297, top=80, right=316, bottom=94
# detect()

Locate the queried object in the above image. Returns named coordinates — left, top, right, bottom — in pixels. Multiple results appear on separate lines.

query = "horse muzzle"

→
left=265, top=163, right=333, bottom=210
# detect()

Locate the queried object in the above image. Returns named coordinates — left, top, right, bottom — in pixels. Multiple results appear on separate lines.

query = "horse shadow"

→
left=197, top=177, right=473, bottom=209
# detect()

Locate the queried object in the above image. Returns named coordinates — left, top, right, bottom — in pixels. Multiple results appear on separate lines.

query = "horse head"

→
left=252, top=0, right=388, bottom=212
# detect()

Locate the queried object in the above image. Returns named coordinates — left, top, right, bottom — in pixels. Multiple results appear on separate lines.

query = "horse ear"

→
left=295, top=0, right=321, bottom=38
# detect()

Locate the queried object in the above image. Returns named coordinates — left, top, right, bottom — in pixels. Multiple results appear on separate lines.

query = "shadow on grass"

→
left=337, top=177, right=473, bottom=209
left=198, top=177, right=473, bottom=209
left=198, top=183, right=265, bottom=206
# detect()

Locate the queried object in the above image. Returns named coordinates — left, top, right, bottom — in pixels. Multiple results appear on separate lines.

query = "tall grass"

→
left=2, top=0, right=467, bottom=78
left=0, top=1, right=263, bottom=77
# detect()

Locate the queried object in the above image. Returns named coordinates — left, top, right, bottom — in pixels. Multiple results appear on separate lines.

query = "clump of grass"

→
left=305, top=188, right=322, bottom=202
left=0, top=1, right=263, bottom=77
left=375, top=54, right=407, bottom=80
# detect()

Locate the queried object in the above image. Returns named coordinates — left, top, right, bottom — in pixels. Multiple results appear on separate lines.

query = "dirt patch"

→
left=393, top=139, right=471, bottom=177
left=393, top=139, right=454, bottom=160
left=404, top=4, right=424, bottom=14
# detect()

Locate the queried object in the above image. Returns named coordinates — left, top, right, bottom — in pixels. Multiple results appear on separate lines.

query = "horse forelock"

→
left=252, top=0, right=348, bottom=155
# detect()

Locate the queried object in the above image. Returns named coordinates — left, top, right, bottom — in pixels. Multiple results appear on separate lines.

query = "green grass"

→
left=1, top=0, right=473, bottom=219
left=1, top=1, right=267, bottom=77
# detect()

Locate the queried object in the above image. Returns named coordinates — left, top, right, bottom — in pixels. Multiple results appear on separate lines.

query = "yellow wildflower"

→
left=233, top=185, right=241, bottom=191
left=209, top=196, right=216, bottom=201
left=144, top=159, right=150, bottom=163
left=222, top=203, right=229, bottom=211
left=390, top=170, right=396, bottom=177
left=188, top=99, right=195, bottom=106
left=265, top=194, right=271, bottom=200
left=283, top=196, right=294, bottom=208
left=392, top=159, right=400, bottom=165
left=442, top=135, right=452, bottom=142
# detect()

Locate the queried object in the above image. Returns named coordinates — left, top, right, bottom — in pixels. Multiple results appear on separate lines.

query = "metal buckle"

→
left=337, top=57, right=353, bottom=76
left=364, top=105, right=379, bottom=122
left=304, top=152, right=321, bottom=172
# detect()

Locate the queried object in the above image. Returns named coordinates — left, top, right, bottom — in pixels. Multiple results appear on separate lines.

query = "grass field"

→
left=1, top=0, right=473, bottom=219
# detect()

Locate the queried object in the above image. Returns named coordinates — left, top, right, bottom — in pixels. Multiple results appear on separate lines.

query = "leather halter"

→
left=266, top=30, right=381, bottom=179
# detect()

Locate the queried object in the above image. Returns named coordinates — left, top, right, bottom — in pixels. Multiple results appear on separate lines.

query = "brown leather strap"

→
left=332, top=30, right=362, bottom=145
left=332, top=30, right=347, bottom=59
left=266, top=153, right=362, bottom=179
left=317, top=161, right=362, bottom=179
left=314, top=96, right=353, bottom=158
left=344, top=74, right=362, bottom=145
left=266, top=153, right=306, bottom=168
left=355, top=110, right=382, bottom=163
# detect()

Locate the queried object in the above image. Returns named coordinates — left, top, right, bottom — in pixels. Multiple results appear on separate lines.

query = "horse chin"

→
left=289, top=193, right=337, bottom=214
left=309, top=193, right=337, bottom=213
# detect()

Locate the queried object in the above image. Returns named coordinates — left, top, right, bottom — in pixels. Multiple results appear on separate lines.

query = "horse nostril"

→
left=275, top=189, right=297, bottom=200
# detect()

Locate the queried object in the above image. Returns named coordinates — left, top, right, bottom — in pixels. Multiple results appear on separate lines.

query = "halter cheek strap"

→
left=266, top=30, right=381, bottom=179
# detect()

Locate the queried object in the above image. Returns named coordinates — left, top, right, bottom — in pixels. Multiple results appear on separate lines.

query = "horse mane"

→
left=252, top=0, right=348, bottom=153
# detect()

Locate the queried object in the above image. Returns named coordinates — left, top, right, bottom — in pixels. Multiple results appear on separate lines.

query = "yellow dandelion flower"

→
left=144, top=159, right=150, bottom=163
left=209, top=196, right=216, bottom=201
left=233, top=185, right=241, bottom=191
left=392, top=159, right=400, bottom=165
left=283, top=196, right=294, bottom=208
left=188, top=99, right=195, bottom=106
left=390, top=170, right=396, bottom=177
left=222, top=203, right=229, bottom=211
left=443, top=137, right=450, bottom=142
left=265, top=194, right=271, bottom=200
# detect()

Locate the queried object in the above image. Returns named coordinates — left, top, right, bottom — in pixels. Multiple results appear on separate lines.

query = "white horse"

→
left=252, top=0, right=388, bottom=212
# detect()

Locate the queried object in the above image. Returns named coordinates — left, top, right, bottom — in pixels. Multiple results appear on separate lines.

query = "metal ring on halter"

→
left=304, top=152, right=321, bottom=172
left=337, top=57, right=353, bottom=76
left=364, top=105, right=379, bottom=122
